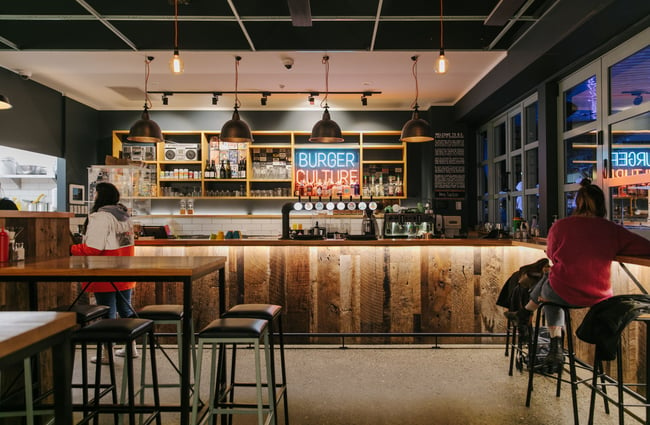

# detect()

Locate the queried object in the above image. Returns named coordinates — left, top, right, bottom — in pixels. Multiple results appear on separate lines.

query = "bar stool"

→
left=72, top=318, right=161, bottom=425
left=190, top=317, right=275, bottom=425
left=582, top=305, right=650, bottom=424
left=222, top=303, right=289, bottom=424
left=506, top=316, right=528, bottom=376
left=129, top=304, right=196, bottom=403
left=526, top=302, right=584, bottom=425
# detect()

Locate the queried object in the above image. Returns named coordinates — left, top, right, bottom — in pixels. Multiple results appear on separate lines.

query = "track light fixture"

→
left=434, top=0, right=449, bottom=74
left=212, top=93, right=219, bottom=105
left=401, top=56, right=434, bottom=143
left=361, top=94, right=368, bottom=106
left=0, top=94, right=12, bottom=110
left=260, top=92, right=270, bottom=106
left=310, top=56, right=344, bottom=143
left=162, top=94, right=169, bottom=105
left=308, top=93, right=316, bottom=105
left=220, top=56, right=253, bottom=143
left=169, top=0, right=184, bottom=74
left=128, top=56, right=164, bottom=143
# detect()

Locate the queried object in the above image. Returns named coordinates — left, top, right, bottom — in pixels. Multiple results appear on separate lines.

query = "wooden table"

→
left=0, top=311, right=77, bottom=424
left=0, top=255, right=227, bottom=425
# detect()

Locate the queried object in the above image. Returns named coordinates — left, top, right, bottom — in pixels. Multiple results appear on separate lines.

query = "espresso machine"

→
left=383, top=212, right=437, bottom=238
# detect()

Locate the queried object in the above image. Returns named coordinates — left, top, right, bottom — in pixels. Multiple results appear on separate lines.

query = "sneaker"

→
left=90, top=355, right=110, bottom=365
left=115, top=347, right=139, bottom=358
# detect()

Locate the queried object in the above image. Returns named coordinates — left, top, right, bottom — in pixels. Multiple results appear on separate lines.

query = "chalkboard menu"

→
left=433, top=132, right=465, bottom=200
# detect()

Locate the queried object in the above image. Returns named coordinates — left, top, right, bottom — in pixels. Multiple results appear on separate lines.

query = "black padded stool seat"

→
left=54, top=304, right=110, bottom=325
left=136, top=304, right=184, bottom=320
left=73, top=318, right=154, bottom=343
left=222, top=303, right=282, bottom=320
left=71, top=318, right=161, bottom=425
left=222, top=304, right=289, bottom=425
left=200, top=317, right=268, bottom=338
left=191, top=317, right=275, bottom=425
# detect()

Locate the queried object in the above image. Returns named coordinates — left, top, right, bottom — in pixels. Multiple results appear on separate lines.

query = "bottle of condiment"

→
left=0, top=227, right=9, bottom=262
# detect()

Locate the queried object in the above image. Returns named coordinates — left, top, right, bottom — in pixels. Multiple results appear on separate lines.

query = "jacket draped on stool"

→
left=576, top=294, right=650, bottom=360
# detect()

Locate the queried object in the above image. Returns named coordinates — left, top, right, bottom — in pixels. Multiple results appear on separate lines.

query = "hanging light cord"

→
left=234, top=56, right=242, bottom=109
left=174, top=0, right=179, bottom=51
left=320, top=55, right=330, bottom=109
left=439, top=0, right=444, bottom=53
left=144, top=56, right=153, bottom=110
left=410, top=56, right=419, bottom=110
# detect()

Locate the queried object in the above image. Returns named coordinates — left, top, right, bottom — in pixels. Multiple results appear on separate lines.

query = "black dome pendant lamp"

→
left=128, top=56, right=164, bottom=143
left=220, top=56, right=253, bottom=143
left=400, top=56, right=434, bottom=143
left=309, top=56, right=344, bottom=143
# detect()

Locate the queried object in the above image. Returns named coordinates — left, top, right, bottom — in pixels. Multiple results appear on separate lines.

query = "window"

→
left=564, top=75, right=598, bottom=132
left=475, top=96, right=539, bottom=231
left=609, top=45, right=650, bottom=114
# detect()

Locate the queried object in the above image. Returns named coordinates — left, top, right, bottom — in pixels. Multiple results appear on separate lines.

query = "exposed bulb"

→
left=170, top=50, right=184, bottom=74
left=434, top=51, right=449, bottom=74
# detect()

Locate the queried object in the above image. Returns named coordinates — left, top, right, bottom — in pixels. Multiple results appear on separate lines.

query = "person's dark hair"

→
left=573, top=178, right=606, bottom=217
left=0, top=198, right=18, bottom=210
left=90, top=182, right=120, bottom=213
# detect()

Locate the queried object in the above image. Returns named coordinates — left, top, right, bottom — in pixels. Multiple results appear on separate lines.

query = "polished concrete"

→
left=71, top=344, right=637, bottom=425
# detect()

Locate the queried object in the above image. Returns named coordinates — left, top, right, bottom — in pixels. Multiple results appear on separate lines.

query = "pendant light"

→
left=434, top=0, right=449, bottom=74
left=220, top=56, right=253, bottom=143
left=127, top=56, right=164, bottom=143
left=0, top=94, right=12, bottom=110
left=309, top=56, right=344, bottom=143
left=401, top=56, right=434, bottom=143
left=169, top=0, right=184, bottom=74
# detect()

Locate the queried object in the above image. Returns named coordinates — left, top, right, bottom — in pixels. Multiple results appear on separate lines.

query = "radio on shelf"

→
left=164, top=142, right=199, bottom=161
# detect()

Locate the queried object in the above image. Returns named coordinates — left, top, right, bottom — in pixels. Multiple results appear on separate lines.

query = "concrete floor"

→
left=71, top=344, right=639, bottom=425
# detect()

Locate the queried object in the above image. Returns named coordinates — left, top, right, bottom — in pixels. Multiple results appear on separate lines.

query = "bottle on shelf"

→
left=204, top=160, right=212, bottom=179
left=239, top=158, right=246, bottom=179
left=395, top=174, right=403, bottom=196
left=210, top=160, right=217, bottom=179
left=219, top=160, right=226, bottom=179
left=225, top=160, right=232, bottom=179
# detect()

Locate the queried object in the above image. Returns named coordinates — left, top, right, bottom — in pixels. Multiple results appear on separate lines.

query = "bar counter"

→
left=135, top=236, right=650, bottom=388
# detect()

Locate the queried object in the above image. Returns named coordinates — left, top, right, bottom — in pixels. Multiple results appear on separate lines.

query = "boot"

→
left=542, top=336, right=564, bottom=373
left=504, top=308, right=532, bottom=343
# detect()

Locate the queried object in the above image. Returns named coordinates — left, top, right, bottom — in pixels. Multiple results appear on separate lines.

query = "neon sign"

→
left=611, top=149, right=650, bottom=178
left=294, top=148, right=360, bottom=197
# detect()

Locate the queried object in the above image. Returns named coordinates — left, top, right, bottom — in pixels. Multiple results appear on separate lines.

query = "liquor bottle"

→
left=219, top=160, right=226, bottom=179
left=225, top=160, right=232, bottom=178
left=239, top=158, right=246, bottom=179
left=204, top=160, right=211, bottom=179
left=395, top=174, right=404, bottom=196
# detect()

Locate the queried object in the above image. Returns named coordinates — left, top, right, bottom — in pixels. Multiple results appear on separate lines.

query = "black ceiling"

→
left=0, top=0, right=552, bottom=53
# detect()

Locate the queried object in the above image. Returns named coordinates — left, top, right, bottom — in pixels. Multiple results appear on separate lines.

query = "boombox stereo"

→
left=123, top=145, right=156, bottom=161
left=164, top=143, right=199, bottom=161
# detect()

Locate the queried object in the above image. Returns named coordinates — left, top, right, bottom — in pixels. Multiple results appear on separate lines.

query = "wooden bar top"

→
left=0, top=311, right=76, bottom=359
left=136, top=237, right=515, bottom=247
left=0, top=255, right=226, bottom=279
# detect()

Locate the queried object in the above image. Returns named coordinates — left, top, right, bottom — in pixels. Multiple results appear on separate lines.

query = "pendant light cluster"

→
left=434, top=0, right=449, bottom=74
left=309, top=56, right=344, bottom=143
left=400, top=56, right=433, bottom=143
left=169, top=0, right=184, bottom=74
left=219, top=56, right=253, bottom=143
left=127, top=56, right=164, bottom=143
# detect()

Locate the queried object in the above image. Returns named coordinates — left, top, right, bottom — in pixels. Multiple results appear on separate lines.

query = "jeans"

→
left=528, top=274, right=579, bottom=327
left=94, top=289, right=134, bottom=319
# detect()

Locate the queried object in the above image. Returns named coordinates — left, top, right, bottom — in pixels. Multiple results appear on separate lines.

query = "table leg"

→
left=52, top=329, right=73, bottom=425
left=180, top=276, right=192, bottom=425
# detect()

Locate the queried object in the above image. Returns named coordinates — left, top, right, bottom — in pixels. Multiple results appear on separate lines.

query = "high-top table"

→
left=0, top=255, right=227, bottom=425
left=0, top=311, right=77, bottom=424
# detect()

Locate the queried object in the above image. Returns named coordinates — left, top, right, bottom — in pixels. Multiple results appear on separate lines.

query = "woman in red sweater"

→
left=71, top=182, right=136, bottom=358
left=512, top=179, right=650, bottom=370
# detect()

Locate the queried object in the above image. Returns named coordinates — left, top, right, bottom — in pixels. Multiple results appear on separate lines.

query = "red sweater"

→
left=547, top=216, right=650, bottom=306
